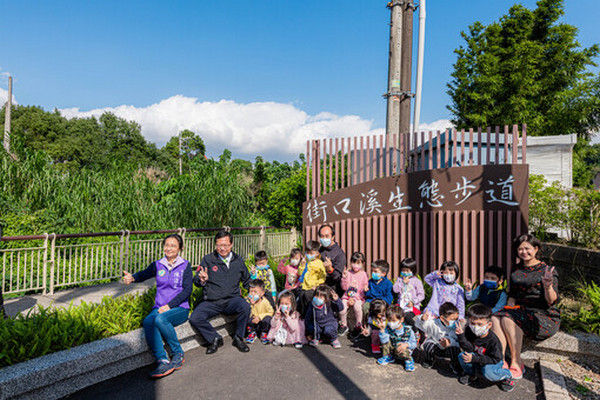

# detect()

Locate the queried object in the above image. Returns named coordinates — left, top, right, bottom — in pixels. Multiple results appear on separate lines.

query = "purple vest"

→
left=154, top=257, right=190, bottom=309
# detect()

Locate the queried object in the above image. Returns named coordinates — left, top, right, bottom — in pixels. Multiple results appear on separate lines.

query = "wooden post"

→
left=259, top=226, right=266, bottom=251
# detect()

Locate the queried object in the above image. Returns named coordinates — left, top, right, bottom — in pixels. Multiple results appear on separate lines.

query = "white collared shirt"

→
left=220, top=252, right=233, bottom=268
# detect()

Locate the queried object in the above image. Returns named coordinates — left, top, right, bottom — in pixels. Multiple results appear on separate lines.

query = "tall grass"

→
left=0, top=150, right=253, bottom=239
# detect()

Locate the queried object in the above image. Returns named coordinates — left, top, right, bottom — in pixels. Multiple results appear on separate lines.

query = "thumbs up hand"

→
left=122, top=270, right=134, bottom=285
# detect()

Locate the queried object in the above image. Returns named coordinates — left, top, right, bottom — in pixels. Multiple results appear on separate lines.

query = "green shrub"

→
left=0, top=288, right=156, bottom=368
left=561, top=282, right=600, bottom=334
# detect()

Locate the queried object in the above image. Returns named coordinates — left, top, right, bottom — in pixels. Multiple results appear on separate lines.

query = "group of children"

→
left=246, top=242, right=515, bottom=392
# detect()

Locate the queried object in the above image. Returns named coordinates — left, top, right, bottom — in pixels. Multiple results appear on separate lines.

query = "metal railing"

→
left=1, top=226, right=299, bottom=295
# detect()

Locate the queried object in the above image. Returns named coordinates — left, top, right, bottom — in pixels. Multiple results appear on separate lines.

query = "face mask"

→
left=306, top=254, right=316, bottom=261
left=289, top=258, right=300, bottom=267
left=388, top=321, right=401, bottom=330
left=249, top=294, right=260, bottom=302
left=351, top=263, right=363, bottom=272
left=280, top=304, right=290, bottom=313
left=483, top=280, right=498, bottom=289
left=442, top=273, right=456, bottom=284
left=400, top=271, right=413, bottom=278
left=256, top=264, right=269, bottom=270
left=469, top=323, right=490, bottom=337
left=445, top=319, right=457, bottom=329
left=372, top=272, right=381, bottom=281
left=319, top=238, right=332, bottom=247
left=312, top=297, right=324, bottom=307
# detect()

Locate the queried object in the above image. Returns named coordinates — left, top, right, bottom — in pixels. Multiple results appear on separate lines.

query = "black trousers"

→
left=188, top=297, right=251, bottom=343
left=247, top=316, right=272, bottom=336
left=422, top=341, right=461, bottom=370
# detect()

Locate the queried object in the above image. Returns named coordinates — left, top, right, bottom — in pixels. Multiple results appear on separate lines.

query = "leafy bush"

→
left=561, top=282, right=600, bottom=334
left=0, top=288, right=156, bottom=368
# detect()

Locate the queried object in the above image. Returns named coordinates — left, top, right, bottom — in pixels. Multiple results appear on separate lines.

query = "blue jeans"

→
left=143, top=307, right=189, bottom=361
left=458, top=352, right=512, bottom=382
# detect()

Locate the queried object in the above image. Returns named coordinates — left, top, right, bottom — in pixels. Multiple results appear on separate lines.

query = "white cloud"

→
left=0, top=88, right=17, bottom=106
left=60, top=95, right=388, bottom=160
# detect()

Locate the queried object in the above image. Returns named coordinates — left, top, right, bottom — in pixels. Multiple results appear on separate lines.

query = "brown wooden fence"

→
left=303, top=125, right=529, bottom=283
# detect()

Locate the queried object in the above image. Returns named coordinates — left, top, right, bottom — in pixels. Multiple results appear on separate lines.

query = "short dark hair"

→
left=313, top=284, right=332, bottom=303
left=513, top=233, right=542, bottom=260
left=249, top=279, right=265, bottom=290
left=372, top=259, right=390, bottom=275
left=350, top=251, right=366, bottom=264
left=440, top=261, right=460, bottom=278
left=254, top=250, right=268, bottom=262
left=386, top=304, right=405, bottom=321
left=369, top=299, right=387, bottom=318
left=318, top=224, right=335, bottom=237
left=289, top=248, right=302, bottom=258
left=467, top=303, right=492, bottom=321
left=439, top=302, right=459, bottom=318
left=400, top=257, right=417, bottom=272
left=277, top=291, right=297, bottom=312
left=306, top=240, right=321, bottom=252
left=215, top=230, right=233, bottom=244
left=484, top=265, right=504, bottom=280
left=163, top=234, right=184, bottom=250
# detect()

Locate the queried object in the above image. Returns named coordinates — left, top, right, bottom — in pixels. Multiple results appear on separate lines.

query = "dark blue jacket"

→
left=193, top=251, right=251, bottom=301
left=365, top=277, right=394, bottom=304
left=305, top=298, right=344, bottom=337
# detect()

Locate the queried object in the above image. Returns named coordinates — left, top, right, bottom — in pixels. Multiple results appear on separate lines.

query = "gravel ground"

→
left=558, top=357, right=600, bottom=400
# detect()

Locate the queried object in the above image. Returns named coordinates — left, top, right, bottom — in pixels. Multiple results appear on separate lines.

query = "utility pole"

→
left=399, top=2, right=414, bottom=136
left=3, top=76, right=12, bottom=155
left=384, top=0, right=403, bottom=147
left=178, top=130, right=183, bottom=175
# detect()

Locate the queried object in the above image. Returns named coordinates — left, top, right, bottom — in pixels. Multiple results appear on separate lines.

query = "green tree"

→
left=264, top=167, right=306, bottom=229
left=447, top=0, right=600, bottom=139
left=163, top=129, right=206, bottom=173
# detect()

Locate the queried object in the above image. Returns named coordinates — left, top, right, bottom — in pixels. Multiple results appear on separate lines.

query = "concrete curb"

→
left=539, top=360, right=570, bottom=400
left=0, top=316, right=236, bottom=400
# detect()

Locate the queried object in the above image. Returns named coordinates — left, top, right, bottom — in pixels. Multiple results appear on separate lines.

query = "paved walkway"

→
left=4, top=279, right=155, bottom=317
left=67, top=335, right=542, bottom=400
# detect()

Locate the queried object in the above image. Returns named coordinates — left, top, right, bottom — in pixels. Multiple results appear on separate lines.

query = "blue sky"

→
left=1, top=0, right=598, bottom=160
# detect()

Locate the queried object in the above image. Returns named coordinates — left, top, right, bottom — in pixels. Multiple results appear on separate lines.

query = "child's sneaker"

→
left=150, top=359, right=175, bottom=379
left=245, top=331, right=256, bottom=344
left=260, top=332, right=270, bottom=344
left=331, top=339, right=341, bottom=349
left=294, top=342, right=303, bottom=349
left=338, top=325, right=349, bottom=336
left=170, top=353, right=185, bottom=371
left=377, top=355, right=394, bottom=365
left=309, top=339, right=319, bottom=347
left=421, top=359, right=434, bottom=369
left=404, top=359, right=415, bottom=372
left=458, top=374, right=474, bottom=385
left=499, top=377, right=516, bottom=392
left=371, top=343, right=381, bottom=354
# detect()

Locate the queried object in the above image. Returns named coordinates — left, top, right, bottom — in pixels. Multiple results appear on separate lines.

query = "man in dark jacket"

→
left=318, top=224, right=347, bottom=296
left=189, top=230, right=251, bottom=354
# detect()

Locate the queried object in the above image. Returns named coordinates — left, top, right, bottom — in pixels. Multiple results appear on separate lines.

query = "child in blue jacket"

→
left=305, top=284, right=344, bottom=349
left=464, top=266, right=508, bottom=314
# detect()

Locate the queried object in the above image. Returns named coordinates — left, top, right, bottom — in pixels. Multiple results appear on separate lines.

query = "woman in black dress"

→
left=492, top=234, right=559, bottom=380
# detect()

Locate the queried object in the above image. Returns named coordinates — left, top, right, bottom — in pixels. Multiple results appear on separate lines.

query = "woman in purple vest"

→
left=122, top=234, right=193, bottom=379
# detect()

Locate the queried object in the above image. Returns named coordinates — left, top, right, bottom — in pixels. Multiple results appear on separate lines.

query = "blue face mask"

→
left=256, top=264, right=269, bottom=270
left=446, top=319, right=457, bottom=329
left=319, top=238, right=332, bottom=247
left=312, top=297, right=325, bottom=307
left=483, top=280, right=498, bottom=289
left=306, top=254, right=316, bottom=261
left=372, top=272, right=381, bottom=281
left=400, top=271, right=413, bottom=278
left=280, top=304, right=290, bottom=313
left=249, top=294, right=260, bottom=302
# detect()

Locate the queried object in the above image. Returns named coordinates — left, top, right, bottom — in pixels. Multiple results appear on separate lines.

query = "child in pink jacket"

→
left=277, top=248, right=303, bottom=291
left=267, top=291, right=306, bottom=348
left=338, top=252, right=369, bottom=336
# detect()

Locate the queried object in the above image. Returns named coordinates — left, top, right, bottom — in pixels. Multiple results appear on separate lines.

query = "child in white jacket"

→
left=414, top=302, right=461, bottom=375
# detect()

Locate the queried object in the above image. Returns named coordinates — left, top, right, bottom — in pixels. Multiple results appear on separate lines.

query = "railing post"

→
left=48, top=233, right=56, bottom=295
left=42, top=233, right=49, bottom=295
left=259, top=226, right=266, bottom=251
left=290, top=227, right=297, bottom=250
left=124, top=230, right=130, bottom=272
left=119, top=230, right=126, bottom=273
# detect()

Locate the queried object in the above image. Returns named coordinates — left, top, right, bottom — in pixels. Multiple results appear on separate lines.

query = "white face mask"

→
left=469, top=323, right=490, bottom=337
left=388, top=321, right=401, bottom=330
left=442, top=273, right=456, bottom=283
left=289, top=258, right=300, bottom=266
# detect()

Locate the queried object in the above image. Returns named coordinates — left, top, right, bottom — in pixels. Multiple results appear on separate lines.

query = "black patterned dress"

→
left=495, top=261, right=560, bottom=340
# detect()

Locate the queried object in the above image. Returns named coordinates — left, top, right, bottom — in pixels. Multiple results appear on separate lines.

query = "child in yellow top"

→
left=297, top=240, right=327, bottom=315
left=245, top=279, right=274, bottom=344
